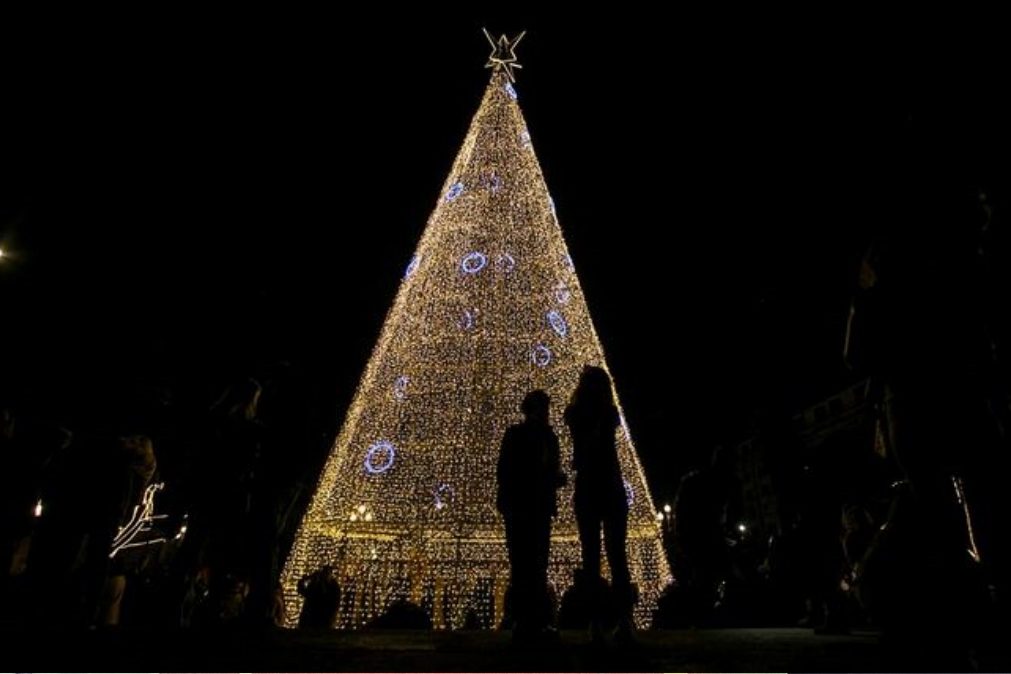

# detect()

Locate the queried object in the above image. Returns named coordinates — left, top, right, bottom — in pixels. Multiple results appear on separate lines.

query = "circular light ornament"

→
left=461, top=252, right=488, bottom=274
left=364, top=441, right=396, bottom=474
left=547, top=310, right=568, bottom=338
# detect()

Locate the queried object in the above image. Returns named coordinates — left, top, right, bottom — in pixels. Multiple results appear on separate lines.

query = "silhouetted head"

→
left=212, top=377, right=262, bottom=421
left=521, top=389, right=550, bottom=423
left=570, top=365, right=612, bottom=409
left=121, top=434, right=157, bottom=482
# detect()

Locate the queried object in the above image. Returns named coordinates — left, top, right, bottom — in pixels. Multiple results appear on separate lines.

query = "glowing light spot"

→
left=364, top=441, right=396, bottom=474
left=433, top=483, right=455, bottom=510
left=547, top=310, right=568, bottom=338
left=483, top=173, right=503, bottom=194
left=624, top=479, right=635, bottom=507
left=445, top=182, right=464, bottom=202
left=404, top=254, right=421, bottom=279
left=554, top=283, right=570, bottom=304
left=394, top=375, right=410, bottom=400
left=531, top=344, right=552, bottom=367
left=496, top=253, right=516, bottom=273
left=504, top=82, right=517, bottom=100
left=520, top=130, right=531, bottom=148
left=461, top=252, right=488, bottom=274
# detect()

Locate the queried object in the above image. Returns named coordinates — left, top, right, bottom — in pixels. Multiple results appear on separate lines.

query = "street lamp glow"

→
left=663, top=503, right=672, bottom=514
left=737, top=523, right=747, bottom=533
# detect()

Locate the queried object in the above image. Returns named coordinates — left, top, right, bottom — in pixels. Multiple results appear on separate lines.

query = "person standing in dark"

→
left=497, top=389, right=564, bottom=639
left=671, top=445, right=734, bottom=626
left=564, top=365, right=633, bottom=639
left=844, top=183, right=998, bottom=666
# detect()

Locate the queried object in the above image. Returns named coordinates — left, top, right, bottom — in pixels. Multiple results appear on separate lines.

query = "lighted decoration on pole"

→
left=281, top=31, right=671, bottom=629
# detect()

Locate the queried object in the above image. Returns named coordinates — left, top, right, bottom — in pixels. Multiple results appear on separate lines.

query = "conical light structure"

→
left=281, top=66, right=671, bottom=629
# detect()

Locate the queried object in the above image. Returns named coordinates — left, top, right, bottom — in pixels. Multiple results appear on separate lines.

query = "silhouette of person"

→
left=497, top=389, right=564, bottom=638
left=844, top=183, right=997, bottom=666
left=672, top=445, right=734, bottom=625
left=564, top=365, right=633, bottom=638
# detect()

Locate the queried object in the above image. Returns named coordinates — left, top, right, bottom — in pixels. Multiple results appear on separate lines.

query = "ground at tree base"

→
left=2, top=626, right=893, bottom=671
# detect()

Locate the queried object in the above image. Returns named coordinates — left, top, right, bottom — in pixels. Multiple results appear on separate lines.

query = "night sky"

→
left=3, top=14, right=1008, bottom=503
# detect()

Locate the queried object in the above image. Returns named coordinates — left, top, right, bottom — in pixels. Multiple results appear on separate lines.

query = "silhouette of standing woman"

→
left=565, top=365, right=633, bottom=637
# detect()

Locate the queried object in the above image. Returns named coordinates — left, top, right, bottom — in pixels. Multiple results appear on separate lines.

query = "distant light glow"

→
left=737, top=522, right=747, bottom=533
left=547, top=310, right=568, bottom=338
left=663, top=504, right=672, bottom=514
left=433, top=483, right=455, bottom=510
left=461, top=252, right=488, bottom=274
left=364, top=441, right=396, bottom=474
left=445, top=182, right=465, bottom=202
left=33, top=499, right=43, bottom=518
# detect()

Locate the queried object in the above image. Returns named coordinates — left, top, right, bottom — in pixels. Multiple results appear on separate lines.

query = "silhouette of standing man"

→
left=565, top=365, right=634, bottom=639
left=497, top=390, right=564, bottom=638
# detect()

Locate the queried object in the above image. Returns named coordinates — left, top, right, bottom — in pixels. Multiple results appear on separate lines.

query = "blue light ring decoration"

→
left=460, top=251, right=488, bottom=274
left=364, top=440, right=396, bottom=474
left=531, top=344, right=552, bottom=368
left=445, top=181, right=465, bottom=202
left=546, top=309, right=568, bottom=338
left=404, top=254, right=421, bottom=279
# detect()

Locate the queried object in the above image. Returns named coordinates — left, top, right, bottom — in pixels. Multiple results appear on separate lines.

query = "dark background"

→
left=2, top=12, right=1008, bottom=504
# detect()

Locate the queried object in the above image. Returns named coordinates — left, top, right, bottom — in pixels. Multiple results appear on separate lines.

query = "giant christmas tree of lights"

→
left=281, top=32, right=671, bottom=629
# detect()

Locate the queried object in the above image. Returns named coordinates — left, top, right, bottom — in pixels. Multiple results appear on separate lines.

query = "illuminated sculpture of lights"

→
left=281, top=31, right=671, bottom=630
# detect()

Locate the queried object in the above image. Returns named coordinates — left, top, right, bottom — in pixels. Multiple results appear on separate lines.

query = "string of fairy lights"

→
left=281, top=34, right=671, bottom=629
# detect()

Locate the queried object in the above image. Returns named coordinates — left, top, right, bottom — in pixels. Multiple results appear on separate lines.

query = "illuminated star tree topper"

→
left=483, top=28, right=525, bottom=82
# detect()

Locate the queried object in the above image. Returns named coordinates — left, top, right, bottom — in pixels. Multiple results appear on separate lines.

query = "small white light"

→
left=357, top=504, right=367, bottom=514
left=364, top=512, right=373, bottom=522
left=663, top=504, right=672, bottom=514
left=33, top=499, right=43, bottom=518
left=737, top=523, right=747, bottom=533
left=0, top=248, right=6, bottom=260
left=350, top=513, right=358, bottom=522
left=655, top=512, right=664, bottom=521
